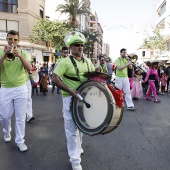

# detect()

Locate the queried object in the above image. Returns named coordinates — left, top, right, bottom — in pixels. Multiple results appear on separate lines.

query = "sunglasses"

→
left=101, top=59, right=105, bottom=61
left=7, top=37, right=18, bottom=41
left=73, top=44, right=84, bottom=47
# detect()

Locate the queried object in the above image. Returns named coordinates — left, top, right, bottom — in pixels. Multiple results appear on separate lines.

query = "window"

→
left=0, top=0, right=18, bottom=13
left=0, top=19, right=19, bottom=32
left=40, top=6, right=44, bottom=18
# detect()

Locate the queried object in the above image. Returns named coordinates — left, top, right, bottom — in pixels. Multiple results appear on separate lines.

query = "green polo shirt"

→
left=115, top=57, right=128, bottom=78
left=25, top=71, right=30, bottom=81
left=55, top=57, right=64, bottom=65
left=96, top=64, right=108, bottom=73
left=0, top=50, right=30, bottom=88
left=53, top=56, right=95, bottom=97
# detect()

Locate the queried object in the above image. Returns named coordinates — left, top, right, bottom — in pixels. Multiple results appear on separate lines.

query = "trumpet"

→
left=4, top=43, right=16, bottom=61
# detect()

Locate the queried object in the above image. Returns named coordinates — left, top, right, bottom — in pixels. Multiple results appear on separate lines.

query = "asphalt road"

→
left=0, top=87, right=170, bottom=170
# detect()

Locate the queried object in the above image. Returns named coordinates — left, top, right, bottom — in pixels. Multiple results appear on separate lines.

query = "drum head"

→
left=71, top=81, right=114, bottom=136
left=31, top=71, right=39, bottom=83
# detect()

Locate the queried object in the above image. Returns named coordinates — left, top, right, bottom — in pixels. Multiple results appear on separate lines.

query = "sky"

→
left=45, top=0, right=157, bottom=59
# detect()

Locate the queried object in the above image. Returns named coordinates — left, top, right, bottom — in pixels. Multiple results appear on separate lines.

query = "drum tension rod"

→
left=110, top=102, right=117, bottom=106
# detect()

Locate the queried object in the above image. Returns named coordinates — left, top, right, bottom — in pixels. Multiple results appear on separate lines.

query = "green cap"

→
left=64, top=31, right=86, bottom=47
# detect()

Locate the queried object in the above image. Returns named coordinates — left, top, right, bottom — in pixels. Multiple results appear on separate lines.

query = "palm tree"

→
left=81, top=30, right=102, bottom=59
left=56, top=0, right=90, bottom=29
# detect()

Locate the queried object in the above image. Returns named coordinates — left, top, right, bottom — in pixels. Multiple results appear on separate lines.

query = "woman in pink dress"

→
left=131, top=69, right=143, bottom=100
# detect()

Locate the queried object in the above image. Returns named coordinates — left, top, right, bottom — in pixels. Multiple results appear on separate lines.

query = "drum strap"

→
left=63, top=56, right=90, bottom=82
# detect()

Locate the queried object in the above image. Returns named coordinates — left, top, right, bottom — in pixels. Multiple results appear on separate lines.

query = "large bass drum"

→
left=71, top=81, right=124, bottom=136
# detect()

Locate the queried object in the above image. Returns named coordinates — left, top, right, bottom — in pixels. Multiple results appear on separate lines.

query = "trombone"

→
left=4, top=43, right=16, bottom=61
left=126, top=54, right=147, bottom=73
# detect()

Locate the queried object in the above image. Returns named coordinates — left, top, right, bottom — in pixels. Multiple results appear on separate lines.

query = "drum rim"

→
left=101, top=107, right=124, bottom=134
left=71, top=81, right=114, bottom=136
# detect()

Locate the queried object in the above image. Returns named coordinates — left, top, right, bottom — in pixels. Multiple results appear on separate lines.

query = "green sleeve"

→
left=22, top=50, right=31, bottom=61
left=114, top=58, right=120, bottom=67
left=53, top=60, right=67, bottom=77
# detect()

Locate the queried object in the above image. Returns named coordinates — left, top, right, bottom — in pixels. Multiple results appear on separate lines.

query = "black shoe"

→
left=27, top=117, right=35, bottom=123
left=57, top=91, right=60, bottom=94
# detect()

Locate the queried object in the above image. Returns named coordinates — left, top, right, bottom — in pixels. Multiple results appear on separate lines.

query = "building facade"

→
left=89, top=10, right=103, bottom=59
left=0, top=0, right=48, bottom=64
left=156, top=0, right=170, bottom=61
left=102, top=43, right=110, bottom=57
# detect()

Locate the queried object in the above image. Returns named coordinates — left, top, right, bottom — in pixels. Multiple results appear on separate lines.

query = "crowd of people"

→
left=1, top=30, right=170, bottom=170
left=114, top=48, right=170, bottom=109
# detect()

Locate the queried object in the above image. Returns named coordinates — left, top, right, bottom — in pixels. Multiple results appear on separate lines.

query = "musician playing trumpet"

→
left=0, top=30, right=32, bottom=152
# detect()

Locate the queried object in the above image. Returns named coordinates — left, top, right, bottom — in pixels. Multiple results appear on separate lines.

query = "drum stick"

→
left=77, top=94, right=91, bottom=108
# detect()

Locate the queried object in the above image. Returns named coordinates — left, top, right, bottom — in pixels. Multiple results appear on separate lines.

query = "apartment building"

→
left=102, top=43, right=110, bottom=57
left=0, top=0, right=48, bottom=63
left=156, top=0, right=170, bottom=61
left=89, top=10, right=103, bottom=59
left=79, top=0, right=91, bottom=31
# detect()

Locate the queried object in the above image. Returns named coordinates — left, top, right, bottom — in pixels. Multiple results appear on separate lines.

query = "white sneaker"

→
left=81, top=148, right=84, bottom=155
left=71, top=163, right=82, bottom=170
left=17, top=143, right=28, bottom=152
left=4, top=133, right=11, bottom=142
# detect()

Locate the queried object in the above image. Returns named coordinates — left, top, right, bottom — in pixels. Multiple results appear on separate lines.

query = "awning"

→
left=0, top=40, right=47, bottom=50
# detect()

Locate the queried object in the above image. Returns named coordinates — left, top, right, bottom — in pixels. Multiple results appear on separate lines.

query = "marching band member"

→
left=114, top=48, right=137, bottom=110
left=95, top=55, right=108, bottom=73
left=52, top=32, right=95, bottom=170
left=0, top=30, right=32, bottom=152
left=52, top=46, right=69, bottom=94
left=25, top=70, right=35, bottom=122
left=144, top=61, right=161, bottom=103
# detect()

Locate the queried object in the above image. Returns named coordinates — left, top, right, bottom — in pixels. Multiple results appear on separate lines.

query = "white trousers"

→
left=115, top=77, right=134, bottom=107
left=26, top=80, right=33, bottom=121
left=63, top=96, right=82, bottom=164
left=0, top=84, right=28, bottom=144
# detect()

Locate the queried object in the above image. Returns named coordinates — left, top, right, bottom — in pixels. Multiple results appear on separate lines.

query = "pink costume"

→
left=131, top=75, right=143, bottom=98
left=160, top=75, right=167, bottom=87
left=145, top=68, right=160, bottom=101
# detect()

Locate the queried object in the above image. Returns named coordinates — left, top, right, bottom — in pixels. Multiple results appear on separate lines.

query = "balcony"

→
left=156, top=0, right=166, bottom=12
left=156, top=12, right=166, bottom=29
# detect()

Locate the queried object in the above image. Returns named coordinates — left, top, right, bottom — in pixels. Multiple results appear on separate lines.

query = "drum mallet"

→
left=77, top=94, right=91, bottom=108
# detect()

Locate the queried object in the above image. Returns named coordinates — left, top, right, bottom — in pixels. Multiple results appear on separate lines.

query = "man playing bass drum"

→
left=52, top=32, right=95, bottom=170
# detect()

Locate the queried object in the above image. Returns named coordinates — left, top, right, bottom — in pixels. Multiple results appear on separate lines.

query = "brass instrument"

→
left=4, top=43, right=16, bottom=61
left=126, top=54, right=138, bottom=63
left=126, top=54, right=146, bottom=73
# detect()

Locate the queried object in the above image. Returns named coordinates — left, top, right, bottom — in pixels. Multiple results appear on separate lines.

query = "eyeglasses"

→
left=7, top=37, right=18, bottom=41
left=62, top=52, right=69, bottom=54
left=73, top=44, right=84, bottom=47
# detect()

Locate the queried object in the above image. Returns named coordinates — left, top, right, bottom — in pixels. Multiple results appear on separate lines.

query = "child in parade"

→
left=144, top=61, right=161, bottom=103
left=128, top=67, right=133, bottom=90
left=32, top=80, right=39, bottom=95
left=160, top=73, right=167, bottom=94
left=131, top=69, right=143, bottom=100
left=40, top=73, right=49, bottom=96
